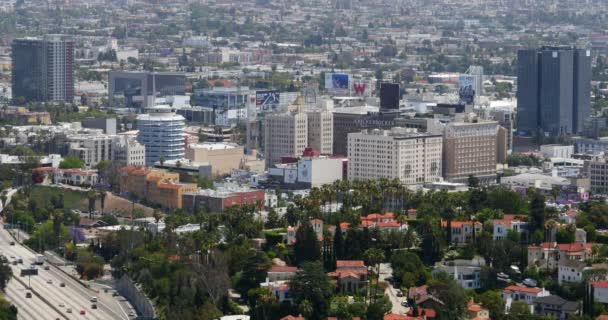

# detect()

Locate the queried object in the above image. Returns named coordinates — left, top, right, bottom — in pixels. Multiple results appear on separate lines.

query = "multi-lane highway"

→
left=0, top=224, right=133, bottom=320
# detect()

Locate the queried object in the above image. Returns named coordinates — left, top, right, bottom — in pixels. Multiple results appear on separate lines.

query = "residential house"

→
left=528, top=242, right=594, bottom=271
left=440, top=221, right=482, bottom=246
left=405, top=308, right=436, bottom=319
left=492, top=214, right=529, bottom=241
left=502, top=285, right=550, bottom=313
left=261, top=281, right=292, bottom=304
left=286, top=219, right=323, bottom=245
left=466, top=300, right=490, bottom=320
left=408, top=285, right=445, bottom=311
left=432, top=258, right=485, bottom=290
left=558, top=259, right=587, bottom=284
left=267, top=266, right=298, bottom=282
left=327, top=260, right=368, bottom=294
left=589, top=281, right=608, bottom=303
left=280, top=316, right=305, bottom=320
left=533, top=295, right=579, bottom=320
left=360, top=212, right=407, bottom=232
left=32, top=167, right=100, bottom=187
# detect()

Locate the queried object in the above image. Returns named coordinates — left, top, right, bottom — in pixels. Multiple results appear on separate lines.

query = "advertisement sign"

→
left=458, top=74, right=476, bottom=104
left=325, top=73, right=349, bottom=89
left=353, top=82, right=367, bottom=95
left=256, top=90, right=280, bottom=112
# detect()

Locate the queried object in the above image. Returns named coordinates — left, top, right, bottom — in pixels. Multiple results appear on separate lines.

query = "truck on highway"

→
left=34, top=254, right=45, bottom=265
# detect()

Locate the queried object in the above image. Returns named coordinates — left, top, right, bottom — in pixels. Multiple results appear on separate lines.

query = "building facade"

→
left=113, top=135, right=146, bottom=166
left=185, top=142, right=244, bottom=176
left=137, top=106, right=186, bottom=165
left=307, top=110, right=333, bottom=155
left=442, top=121, right=499, bottom=184
left=108, top=71, right=186, bottom=109
left=264, top=112, right=308, bottom=167
left=67, top=134, right=115, bottom=167
left=347, top=128, right=443, bottom=185
left=516, top=47, right=591, bottom=136
left=332, top=107, right=400, bottom=156
left=11, top=35, right=74, bottom=102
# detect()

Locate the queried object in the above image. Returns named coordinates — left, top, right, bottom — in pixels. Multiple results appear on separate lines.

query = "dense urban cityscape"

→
left=1, top=0, right=608, bottom=319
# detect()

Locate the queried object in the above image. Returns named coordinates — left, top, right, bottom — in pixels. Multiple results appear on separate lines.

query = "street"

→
left=0, top=223, right=132, bottom=320
left=379, top=263, right=409, bottom=315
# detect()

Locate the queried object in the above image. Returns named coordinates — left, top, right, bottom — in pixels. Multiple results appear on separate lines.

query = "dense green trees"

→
left=427, top=272, right=468, bottom=320
left=59, top=156, right=85, bottom=169
left=294, top=221, right=321, bottom=265
left=289, top=262, right=334, bottom=320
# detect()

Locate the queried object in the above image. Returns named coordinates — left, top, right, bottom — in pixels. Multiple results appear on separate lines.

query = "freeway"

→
left=0, top=224, right=131, bottom=320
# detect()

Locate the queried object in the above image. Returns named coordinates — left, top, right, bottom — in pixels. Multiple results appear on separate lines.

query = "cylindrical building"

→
left=137, top=106, right=185, bottom=165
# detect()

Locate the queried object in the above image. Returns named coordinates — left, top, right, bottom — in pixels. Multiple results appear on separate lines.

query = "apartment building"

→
left=181, top=184, right=265, bottom=212
left=67, top=134, right=115, bottom=167
left=442, top=121, right=500, bottom=184
left=119, top=166, right=196, bottom=209
left=492, top=214, right=529, bottom=241
left=587, top=154, right=608, bottom=195
left=264, top=111, right=308, bottom=167
left=347, top=128, right=442, bottom=185
left=113, top=135, right=146, bottom=166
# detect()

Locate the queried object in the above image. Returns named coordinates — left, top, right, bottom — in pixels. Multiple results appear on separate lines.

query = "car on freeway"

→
left=92, top=304, right=97, bottom=309
left=66, top=308, right=72, bottom=313
left=25, top=292, right=31, bottom=298
left=60, top=282, right=65, bottom=287
left=44, top=265, right=50, bottom=270
left=112, top=291, right=120, bottom=297
left=401, top=300, right=409, bottom=307
left=47, top=279, right=53, bottom=284
left=80, top=310, right=86, bottom=315
left=9, top=241, right=14, bottom=246
left=90, top=297, right=97, bottom=302
left=59, top=303, right=65, bottom=307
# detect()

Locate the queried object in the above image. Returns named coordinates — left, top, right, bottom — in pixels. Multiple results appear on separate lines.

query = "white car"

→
left=58, top=303, right=65, bottom=307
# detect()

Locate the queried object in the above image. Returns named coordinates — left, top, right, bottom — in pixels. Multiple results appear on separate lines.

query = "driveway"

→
left=379, top=263, right=409, bottom=315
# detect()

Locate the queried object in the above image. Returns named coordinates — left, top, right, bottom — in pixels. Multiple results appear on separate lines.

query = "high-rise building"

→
left=307, top=110, right=333, bottom=155
left=137, top=106, right=186, bottom=165
left=516, top=46, right=591, bottom=136
left=347, top=128, right=443, bottom=185
left=108, top=71, right=186, bottom=109
left=442, top=121, right=500, bottom=184
left=264, top=111, right=308, bottom=167
left=332, top=106, right=400, bottom=156
left=11, top=35, right=74, bottom=102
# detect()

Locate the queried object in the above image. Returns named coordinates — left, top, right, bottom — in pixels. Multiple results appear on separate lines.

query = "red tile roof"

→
left=503, top=285, right=543, bottom=294
left=590, top=281, right=608, bottom=289
left=384, top=314, right=423, bottom=320
left=440, top=220, right=481, bottom=228
left=336, top=260, right=366, bottom=268
left=407, top=308, right=437, bottom=318
left=281, top=316, right=305, bottom=320
left=269, top=266, right=298, bottom=273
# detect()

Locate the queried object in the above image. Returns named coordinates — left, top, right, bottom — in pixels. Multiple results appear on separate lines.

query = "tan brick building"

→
left=347, top=128, right=443, bottom=185
left=119, top=166, right=196, bottom=210
left=185, top=142, right=244, bottom=176
left=442, top=121, right=499, bottom=184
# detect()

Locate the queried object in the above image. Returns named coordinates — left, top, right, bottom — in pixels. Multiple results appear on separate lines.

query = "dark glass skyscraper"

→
left=516, top=46, right=591, bottom=136
left=11, top=35, right=74, bottom=103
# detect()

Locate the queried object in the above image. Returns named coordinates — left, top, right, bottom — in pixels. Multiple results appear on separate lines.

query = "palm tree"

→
left=363, top=248, right=385, bottom=303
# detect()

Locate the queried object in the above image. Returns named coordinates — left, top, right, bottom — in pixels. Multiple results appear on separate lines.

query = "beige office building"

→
left=264, top=112, right=308, bottom=167
left=185, top=142, right=244, bottom=176
left=347, top=128, right=443, bottom=185
left=307, top=110, right=333, bottom=155
left=442, top=121, right=499, bottom=184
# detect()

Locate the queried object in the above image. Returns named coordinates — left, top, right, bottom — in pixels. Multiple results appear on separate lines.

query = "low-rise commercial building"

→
left=185, top=142, right=244, bottom=176
left=181, top=184, right=265, bottom=212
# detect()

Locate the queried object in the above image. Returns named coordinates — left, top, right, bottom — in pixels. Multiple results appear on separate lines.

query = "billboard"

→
left=380, top=83, right=400, bottom=110
left=458, top=74, right=476, bottom=104
left=256, top=90, right=280, bottom=112
left=353, top=82, right=367, bottom=95
left=325, top=73, right=349, bottom=90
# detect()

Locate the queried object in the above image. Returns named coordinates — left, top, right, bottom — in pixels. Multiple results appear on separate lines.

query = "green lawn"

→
left=30, top=186, right=87, bottom=209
